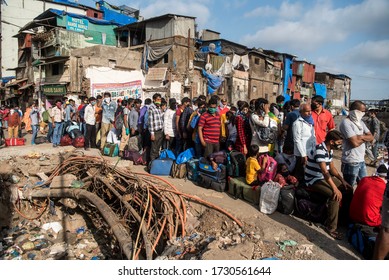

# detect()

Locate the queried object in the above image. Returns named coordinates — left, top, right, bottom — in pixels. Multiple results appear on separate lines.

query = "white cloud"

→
left=241, top=0, right=389, bottom=52
left=344, top=40, right=389, bottom=68
left=140, top=0, right=211, bottom=27
left=244, top=1, right=302, bottom=19
left=244, top=5, right=276, bottom=18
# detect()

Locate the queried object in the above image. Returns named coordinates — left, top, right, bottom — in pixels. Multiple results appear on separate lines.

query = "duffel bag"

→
left=122, top=149, right=141, bottom=162
left=5, top=138, right=25, bottom=147
left=228, top=177, right=260, bottom=204
left=197, top=174, right=226, bottom=192
left=72, top=136, right=85, bottom=148
left=103, top=143, right=119, bottom=157
left=60, top=134, right=72, bottom=146
left=149, top=158, right=174, bottom=176
left=171, top=162, right=187, bottom=179
left=198, top=158, right=227, bottom=183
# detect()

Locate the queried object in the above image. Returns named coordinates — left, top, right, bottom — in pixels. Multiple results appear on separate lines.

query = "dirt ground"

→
left=2, top=130, right=383, bottom=260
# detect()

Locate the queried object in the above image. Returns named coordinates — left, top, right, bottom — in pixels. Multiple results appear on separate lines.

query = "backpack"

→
left=227, top=151, right=246, bottom=178
left=114, top=107, right=124, bottom=131
left=42, top=110, right=50, bottom=123
left=189, top=114, right=200, bottom=130
left=258, top=154, right=277, bottom=182
left=277, top=185, right=296, bottom=215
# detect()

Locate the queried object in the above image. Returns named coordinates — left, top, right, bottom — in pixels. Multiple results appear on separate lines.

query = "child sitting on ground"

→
left=246, top=144, right=262, bottom=186
left=273, top=163, right=298, bottom=187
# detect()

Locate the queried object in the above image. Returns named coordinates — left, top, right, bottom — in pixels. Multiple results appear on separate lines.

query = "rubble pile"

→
left=0, top=152, right=244, bottom=260
left=0, top=152, right=319, bottom=260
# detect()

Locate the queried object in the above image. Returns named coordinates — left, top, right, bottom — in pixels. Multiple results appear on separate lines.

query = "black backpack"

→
left=114, top=106, right=124, bottom=131
left=227, top=150, right=246, bottom=178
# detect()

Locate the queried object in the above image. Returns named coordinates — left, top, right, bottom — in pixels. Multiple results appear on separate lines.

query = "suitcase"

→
left=5, top=138, right=25, bottom=146
left=171, top=162, right=187, bottom=179
left=149, top=158, right=174, bottom=176
left=228, top=177, right=261, bottom=204
left=227, top=151, right=246, bottom=178
left=103, top=143, right=119, bottom=157
left=197, top=174, right=226, bottom=192
left=186, top=158, right=199, bottom=182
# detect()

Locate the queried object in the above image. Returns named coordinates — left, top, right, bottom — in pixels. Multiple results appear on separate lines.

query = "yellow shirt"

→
left=246, top=156, right=261, bottom=184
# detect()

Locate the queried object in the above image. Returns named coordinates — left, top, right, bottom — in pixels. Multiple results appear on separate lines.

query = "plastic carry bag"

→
left=259, top=181, right=281, bottom=214
left=159, top=149, right=176, bottom=160
left=176, top=148, right=195, bottom=164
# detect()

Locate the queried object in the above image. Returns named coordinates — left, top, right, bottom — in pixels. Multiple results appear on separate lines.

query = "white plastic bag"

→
left=259, top=181, right=281, bottom=214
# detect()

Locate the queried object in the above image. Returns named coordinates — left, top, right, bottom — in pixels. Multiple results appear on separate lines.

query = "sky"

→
left=80, top=0, right=389, bottom=101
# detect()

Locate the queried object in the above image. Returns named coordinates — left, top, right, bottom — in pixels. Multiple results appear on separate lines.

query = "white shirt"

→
left=163, top=108, right=176, bottom=137
left=292, top=117, right=316, bottom=157
left=84, top=104, right=96, bottom=125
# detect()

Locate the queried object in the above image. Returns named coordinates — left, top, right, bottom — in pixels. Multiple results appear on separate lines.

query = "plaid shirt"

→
left=148, top=103, right=164, bottom=134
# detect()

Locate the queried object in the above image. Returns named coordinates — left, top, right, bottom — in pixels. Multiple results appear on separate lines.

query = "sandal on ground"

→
left=325, top=229, right=343, bottom=240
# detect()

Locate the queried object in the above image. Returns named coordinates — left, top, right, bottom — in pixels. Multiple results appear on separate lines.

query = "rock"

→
left=50, top=174, right=77, bottom=188
left=21, top=241, right=35, bottom=251
left=0, top=162, right=13, bottom=175
left=36, top=172, right=49, bottom=181
left=58, top=198, right=78, bottom=209
left=10, top=175, right=21, bottom=184
left=202, top=241, right=255, bottom=260
left=232, top=234, right=242, bottom=244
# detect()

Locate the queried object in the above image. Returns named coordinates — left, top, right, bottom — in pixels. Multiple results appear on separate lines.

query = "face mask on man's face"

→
left=104, top=98, right=110, bottom=103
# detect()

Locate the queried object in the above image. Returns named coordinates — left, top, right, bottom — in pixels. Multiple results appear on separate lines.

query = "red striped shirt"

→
left=198, top=112, right=221, bottom=144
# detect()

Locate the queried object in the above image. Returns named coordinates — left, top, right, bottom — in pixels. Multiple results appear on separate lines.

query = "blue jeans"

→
left=53, top=122, right=63, bottom=146
left=47, top=122, right=53, bottom=143
left=341, top=161, right=367, bottom=187
left=31, top=125, right=39, bottom=144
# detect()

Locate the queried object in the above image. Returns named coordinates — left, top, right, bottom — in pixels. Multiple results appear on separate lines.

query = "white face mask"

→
left=104, top=98, right=110, bottom=103
left=10, top=109, right=15, bottom=114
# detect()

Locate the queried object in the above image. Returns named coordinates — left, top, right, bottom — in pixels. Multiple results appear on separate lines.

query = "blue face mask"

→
left=302, top=115, right=314, bottom=125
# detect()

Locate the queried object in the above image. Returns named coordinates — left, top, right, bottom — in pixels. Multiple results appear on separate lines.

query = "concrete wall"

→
left=69, top=45, right=142, bottom=93
left=230, top=71, right=249, bottom=105
left=1, top=0, right=86, bottom=77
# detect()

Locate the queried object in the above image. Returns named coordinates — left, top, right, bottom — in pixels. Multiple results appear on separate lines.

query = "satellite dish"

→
left=205, top=63, right=212, bottom=71
left=208, top=43, right=216, bottom=52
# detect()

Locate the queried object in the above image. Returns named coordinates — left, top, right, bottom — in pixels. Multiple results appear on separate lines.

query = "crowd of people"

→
left=0, top=92, right=389, bottom=259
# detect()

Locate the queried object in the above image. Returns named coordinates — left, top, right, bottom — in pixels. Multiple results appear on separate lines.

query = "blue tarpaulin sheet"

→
left=283, top=57, right=293, bottom=102
left=202, top=69, right=223, bottom=94
left=200, top=41, right=222, bottom=54
left=314, top=83, right=327, bottom=98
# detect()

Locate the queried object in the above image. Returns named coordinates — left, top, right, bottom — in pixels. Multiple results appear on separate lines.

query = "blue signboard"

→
left=66, top=16, right=89, bottom=33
